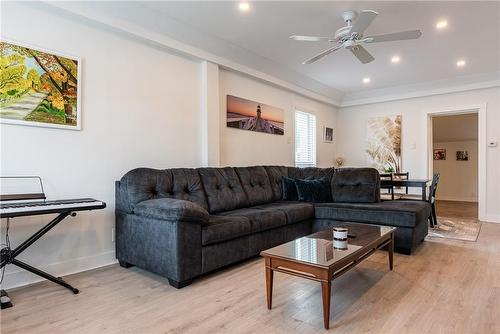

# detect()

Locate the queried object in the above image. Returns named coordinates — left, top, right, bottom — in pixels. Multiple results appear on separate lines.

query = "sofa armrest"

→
left=133, top=198, right=209, bottom=223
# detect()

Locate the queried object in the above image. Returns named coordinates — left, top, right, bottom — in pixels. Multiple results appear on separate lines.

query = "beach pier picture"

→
left=0, top=40, right=80, bottom=129
left=226, top=95, right=284, bottom=135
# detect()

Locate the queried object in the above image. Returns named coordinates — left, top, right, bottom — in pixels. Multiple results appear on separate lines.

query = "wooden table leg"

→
left=321, top=281, right=331, bottom=330
left=265, top=257, right=273, bottom=310
left=389, top=233, right=394, bottom=271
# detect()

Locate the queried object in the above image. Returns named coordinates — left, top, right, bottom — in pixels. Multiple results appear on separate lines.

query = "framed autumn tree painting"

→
left=0, top=39, right=81, bottom=130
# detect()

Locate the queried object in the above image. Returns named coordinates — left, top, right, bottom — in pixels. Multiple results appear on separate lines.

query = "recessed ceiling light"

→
left=436, top=20, right=448, bottom=29
left=362, top=77, right=371, bottom=84
left=238, top=2, right=250, bottom=12
left=456, top=59, right=466, bottom=67
left=391, top=56, right=400, bottom=64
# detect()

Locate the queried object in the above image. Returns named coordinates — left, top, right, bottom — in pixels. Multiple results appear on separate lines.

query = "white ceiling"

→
left=433, top=113, right=478, bottom=142
left=56, top=1, right=500, bottom=103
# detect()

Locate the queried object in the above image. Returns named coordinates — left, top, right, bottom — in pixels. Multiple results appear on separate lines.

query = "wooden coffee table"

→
left=260, top=222, right=395, bottom=329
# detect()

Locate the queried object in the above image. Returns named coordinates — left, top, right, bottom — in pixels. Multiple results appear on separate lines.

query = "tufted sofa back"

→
left=197, top=167, right=248, bottom=213
left=288, top=167, right=335, bottom=181
left=234, top=166, right=274, bottom=207
left=116, top=165, right=339, bottom=215
left=331, top=168, right=380, bottom=203
left=116, top=168, right=208, bottom=213
left=264, top=166, right=289, bottom=201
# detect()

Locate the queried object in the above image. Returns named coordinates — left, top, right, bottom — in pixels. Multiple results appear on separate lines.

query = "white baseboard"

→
left=436, top=195, right=478, bottom=202
left=483, top=215, right=500, bottom=223
left=2, top=250, right=117, bottom=290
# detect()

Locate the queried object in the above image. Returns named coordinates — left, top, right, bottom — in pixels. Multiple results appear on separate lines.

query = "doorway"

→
left=429, top=112, right=479, bottom=219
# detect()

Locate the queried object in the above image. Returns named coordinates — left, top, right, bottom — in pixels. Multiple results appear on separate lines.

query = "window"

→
left=295, top=110, right=316, bottom=167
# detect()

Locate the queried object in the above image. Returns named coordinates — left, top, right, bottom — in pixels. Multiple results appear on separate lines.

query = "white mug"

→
left=333, top=227, right=348, bottom=240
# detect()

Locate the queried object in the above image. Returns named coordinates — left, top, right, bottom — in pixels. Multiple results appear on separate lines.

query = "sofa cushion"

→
left=235, top=166, right=274, bottom=206
left=314, top=200, right=431, bottom=228
left=202, top=215, right=253, bottom=246
left=198, top=167, right=248, bottom=213
left=218, top=207, right=286, bottom=232
left=281, top=176, right=299, bottom=201
left=295, top=177, right=333, bottom=203
left=331, top=168, right=380, bottom=203
left=264, top=166, right=289, bottom=201
left=118, top=168, right=208, bottom=212
left=288, top=167, right=335, bottom=181
left=252, top=201, right=314, bottom=224
left=134, top=198, right=209, bottom=223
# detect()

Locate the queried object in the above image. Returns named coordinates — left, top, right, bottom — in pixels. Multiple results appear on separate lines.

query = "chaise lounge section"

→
left=115, top=166, right=430, bottom=288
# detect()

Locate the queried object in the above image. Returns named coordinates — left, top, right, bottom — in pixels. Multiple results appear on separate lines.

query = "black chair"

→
left=399, top=173, right=440, bottom=228
left=379, top=173, right=394, bottom=201
left=428, top=173, right=440, bottom=228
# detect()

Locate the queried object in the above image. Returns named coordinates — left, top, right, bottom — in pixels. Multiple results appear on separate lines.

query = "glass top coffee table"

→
left=260, top=222, right=396, bottom=330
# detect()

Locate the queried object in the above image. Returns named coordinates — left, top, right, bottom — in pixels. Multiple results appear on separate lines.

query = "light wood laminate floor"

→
left=2, top=201, right=497, bottom=334
left=436, top=200, right=478, bottom=219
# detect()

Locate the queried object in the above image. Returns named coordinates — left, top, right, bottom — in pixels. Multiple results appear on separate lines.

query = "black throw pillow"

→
left=281, top=176, right=299, bottom=201
left=295, top=177, right=332, bottom=203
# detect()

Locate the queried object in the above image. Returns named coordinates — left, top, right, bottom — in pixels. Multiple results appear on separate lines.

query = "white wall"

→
left=1, top=2, right=203, bottom=288
left=219, top=70, right=337, bottom=167
left=433, top=141, right=478, bottom=202
left=337, top=87, right=500, bottom=222
left=0, top=3, right=339, bottom=289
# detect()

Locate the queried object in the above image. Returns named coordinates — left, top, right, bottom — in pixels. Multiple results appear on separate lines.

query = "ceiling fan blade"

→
left=364, top=30, right=422, bottom=43
left=350, top=10, right=378, bottom=36
left=350, top=45, right=375, bottom=64
left=290, top=35, right=331, bottom=42
left=302, top=45, right=343, bottom=64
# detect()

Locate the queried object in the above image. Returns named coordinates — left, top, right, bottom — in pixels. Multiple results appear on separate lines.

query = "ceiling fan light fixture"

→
left=362, top=77, right=371, bottom=84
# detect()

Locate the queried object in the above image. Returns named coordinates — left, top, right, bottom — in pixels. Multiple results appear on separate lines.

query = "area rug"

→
left=428, top=217, right=482, bottom=242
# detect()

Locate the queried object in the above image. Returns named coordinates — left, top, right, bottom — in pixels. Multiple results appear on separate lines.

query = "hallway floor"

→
left=435, top=200, right=478, bottom=219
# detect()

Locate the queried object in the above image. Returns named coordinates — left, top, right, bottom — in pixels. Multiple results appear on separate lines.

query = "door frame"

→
left=425, top=104, right=486, bottom=221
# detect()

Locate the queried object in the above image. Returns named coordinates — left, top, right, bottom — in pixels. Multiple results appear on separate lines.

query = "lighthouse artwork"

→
left=226, top=95, right=284, bottom=135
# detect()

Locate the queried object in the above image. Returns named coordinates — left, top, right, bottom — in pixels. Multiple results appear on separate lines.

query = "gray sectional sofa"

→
left=115, top=166, right=430, bottom=288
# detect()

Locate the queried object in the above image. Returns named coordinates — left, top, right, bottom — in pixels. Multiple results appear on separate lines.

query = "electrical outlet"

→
left=111, top=227, right=115, bottom=243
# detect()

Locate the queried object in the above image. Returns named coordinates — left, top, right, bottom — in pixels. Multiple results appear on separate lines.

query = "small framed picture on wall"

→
left=323, top=126, right=334, bottom=143
left=433, top=148, right=446, bottom=160
left=456, top=151, right=469, bottom=161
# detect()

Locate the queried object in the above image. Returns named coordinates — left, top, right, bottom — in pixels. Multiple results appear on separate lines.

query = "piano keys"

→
left=0, top=198, right=105, bottom=218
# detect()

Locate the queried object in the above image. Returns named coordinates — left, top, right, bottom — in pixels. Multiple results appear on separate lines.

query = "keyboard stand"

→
left=1, top=211, right=79, bottom=309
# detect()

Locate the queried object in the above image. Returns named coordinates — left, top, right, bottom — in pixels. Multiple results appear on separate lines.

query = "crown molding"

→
left=341, top=74, right=500, bottom=107
left=39, top=1, right=341, bottom=107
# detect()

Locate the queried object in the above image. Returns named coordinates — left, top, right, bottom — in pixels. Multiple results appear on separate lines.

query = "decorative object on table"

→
left=427, top=217, right=481, bottom=242
left=366, top=115, right=402, bottom=172
left=0, top=39, right=81, bottom=130
left=333, top=226, right=348, bottom=250
left=456, top=150, right=469, bottom=161
left=323, top=126, right=334, bottom=143
left=433, top=148, right=446, bottom=160
left=335, top=157, right=344, bottom=167
left=333, top=226, right=348, bottom=240
left=226, top=95, right=284, bottom=135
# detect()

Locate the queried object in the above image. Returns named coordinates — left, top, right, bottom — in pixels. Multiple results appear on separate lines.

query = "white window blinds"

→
left=295, top=110, right=316, bottom=167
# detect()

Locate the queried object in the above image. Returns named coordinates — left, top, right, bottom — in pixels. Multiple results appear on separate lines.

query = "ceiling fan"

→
left=290, top=10, right=422, bottom=65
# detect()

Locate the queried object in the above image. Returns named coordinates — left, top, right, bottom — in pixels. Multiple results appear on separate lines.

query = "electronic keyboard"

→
left=0, top=198, right=106, bottom=218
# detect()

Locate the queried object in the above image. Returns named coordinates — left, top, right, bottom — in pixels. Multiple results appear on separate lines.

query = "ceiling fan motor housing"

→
left=334, top=26, right=352, bottom=41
